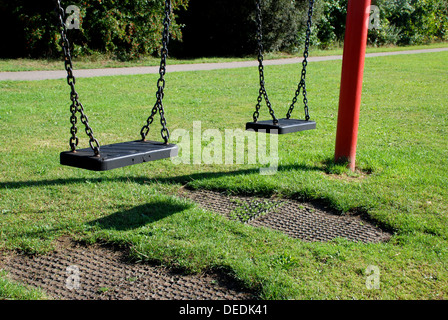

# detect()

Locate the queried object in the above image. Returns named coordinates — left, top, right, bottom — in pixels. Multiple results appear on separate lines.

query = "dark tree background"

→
left=0, top=0, right=446, bottom=59
left=170, top=0, right=313, bottom=57
left=0, top=0, right=188, bottom=59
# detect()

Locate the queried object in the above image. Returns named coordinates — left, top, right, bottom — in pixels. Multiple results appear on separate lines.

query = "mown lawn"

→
left=0, top=42, right=447, bottom=72
left=0, top=50, right=447, bottom=299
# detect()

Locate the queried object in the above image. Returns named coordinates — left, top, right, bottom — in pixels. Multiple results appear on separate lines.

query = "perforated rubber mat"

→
left=179, top=189, right=391, bottom=243
left=1, top=189, right=390, bottom=300
left=0, top=240, right=252, bottom=300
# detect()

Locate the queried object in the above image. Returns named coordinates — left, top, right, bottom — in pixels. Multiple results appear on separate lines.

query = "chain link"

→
left=252, top=0, right=278, bottom=124
left=141, top=0, right=171, bottom=144
left=55, top=0, right=100, bottom=155
left=286, top=0, right=314, bottom=121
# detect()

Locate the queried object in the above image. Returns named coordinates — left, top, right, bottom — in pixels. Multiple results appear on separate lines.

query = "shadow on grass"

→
left=10, top=200, right=194, bottom=249
left=88, top=200, right=193, bottom=231
left=0, top=162, right=325, bottom=191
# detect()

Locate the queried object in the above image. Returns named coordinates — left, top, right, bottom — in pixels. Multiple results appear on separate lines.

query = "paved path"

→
left=1, top=47, right=447, bottom=81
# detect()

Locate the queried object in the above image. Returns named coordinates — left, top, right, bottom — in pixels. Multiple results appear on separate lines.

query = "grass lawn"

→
left=0, top=49, right=447, bottom=299
left=0, top=271, right=48, bottom=300
left=0, top=42, right=447, bottom=72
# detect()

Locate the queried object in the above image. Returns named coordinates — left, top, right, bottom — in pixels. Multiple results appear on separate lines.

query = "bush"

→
left=314, top=0, right=347, bottom=48
left=258, top=0, right=313, bottom=52
left=369, top=0, right=448, bottom=45
left=0, top=0, right=188, bottom=59
left=0, top=0, right=446, bottom=59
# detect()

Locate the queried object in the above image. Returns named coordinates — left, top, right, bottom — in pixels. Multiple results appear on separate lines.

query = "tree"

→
left=1, top=0, right=446, bottom=59
left=373, top=0, right=448, bottom=45
left=170, top=0, right=314, bottom=57
left=0, top=0, right=189, bottom=59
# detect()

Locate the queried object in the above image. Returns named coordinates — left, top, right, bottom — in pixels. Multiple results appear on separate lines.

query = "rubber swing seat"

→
left=60, top=140, right=178, bottom=171
left=246, top=118, right=316, bottom=134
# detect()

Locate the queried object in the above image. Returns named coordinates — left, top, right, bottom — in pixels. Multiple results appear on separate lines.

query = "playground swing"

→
left=246, top=0, right=317, bottom=134
left=56, top=0, right=178, bottom=171
left=56, top=0, right=316, bottom=172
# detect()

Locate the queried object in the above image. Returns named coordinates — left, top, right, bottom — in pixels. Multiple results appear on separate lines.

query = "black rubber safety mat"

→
left=60, top=140, right=178, bottom=171
left=246, top=118, right=316, bottom=134
left=0, top=240, right=253, bottom=300
left=179, top=189, right=391, bottom=243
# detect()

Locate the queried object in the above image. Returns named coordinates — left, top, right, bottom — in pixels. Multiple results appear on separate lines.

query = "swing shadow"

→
left=3, top=162, right=326, bottom=239
left=11, top=201, right=193, bottom=242
left=0, top=162, right=325, bottom=191
left=88, top=200, right=193, bottom=231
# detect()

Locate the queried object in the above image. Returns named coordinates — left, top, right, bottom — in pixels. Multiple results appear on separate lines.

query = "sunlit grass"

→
left=0, top=50, right=447, bottom=299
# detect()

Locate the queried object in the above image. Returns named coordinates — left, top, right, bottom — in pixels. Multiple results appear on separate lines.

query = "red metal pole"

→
left=334, top=0, right=371, bottom=171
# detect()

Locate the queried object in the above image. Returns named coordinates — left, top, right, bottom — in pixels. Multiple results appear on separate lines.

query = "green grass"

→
left=0, top=50, right=447, bottom=299
left=1, top=42, right=447, bottom=72
left=0, top=52, right=287, bottom=72
left=0, top=54, right=251, bottom=72
left=0, top=271, right=49, bottom=300
left=310, top=41, right=448, bottom=57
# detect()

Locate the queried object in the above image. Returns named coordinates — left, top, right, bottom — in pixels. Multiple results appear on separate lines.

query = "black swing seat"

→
left=60, top=140, right=178, bottom=171
left=246, top=118, right=316, bottom=134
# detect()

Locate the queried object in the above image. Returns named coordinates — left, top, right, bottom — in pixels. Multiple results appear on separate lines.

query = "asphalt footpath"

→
left=0, top=47, right=447, bottom=81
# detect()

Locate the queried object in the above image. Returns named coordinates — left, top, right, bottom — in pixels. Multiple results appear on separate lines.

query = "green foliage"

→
left=0, top=0, right=188, bottom=59
left=0, top=0, right=447, bottom=59
left=314, top=0, right=348, bottom=48
left=314, top=0, right=448, bottom=47
left=74, top=0, right=188, bottom=60
left=177, top=0, right=448, bottom=56
left=372, top=0, right=448, bottom=45
left=258, top=0, right=313, bottom=52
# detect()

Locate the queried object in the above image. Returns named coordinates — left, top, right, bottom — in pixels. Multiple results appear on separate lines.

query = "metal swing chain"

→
left=55, top=0, right=100, bottom=155
left=286, top=0, right=314, bottom=121
left=253, top=0, right=278, bottom=124
left=141, top=0, right=171, bottom=144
